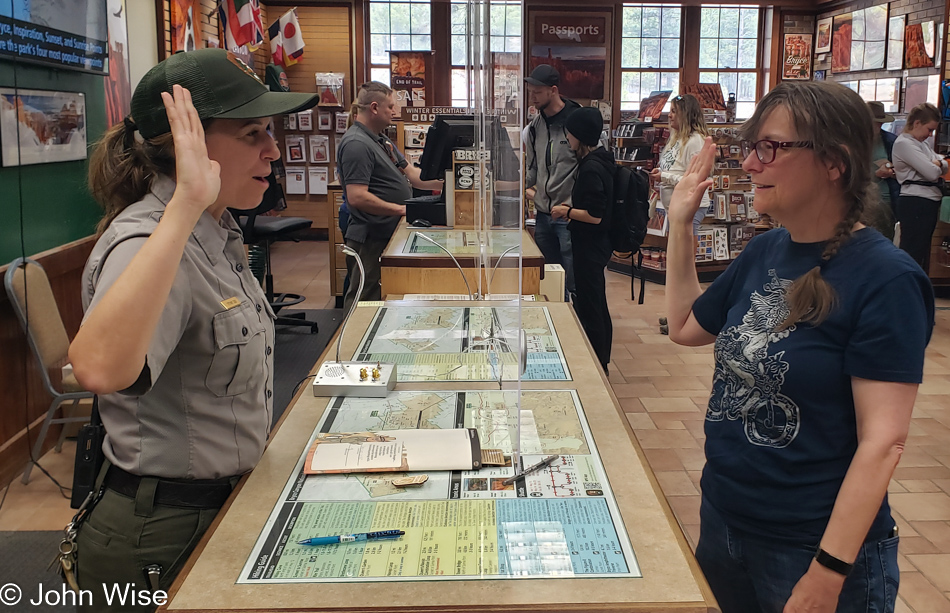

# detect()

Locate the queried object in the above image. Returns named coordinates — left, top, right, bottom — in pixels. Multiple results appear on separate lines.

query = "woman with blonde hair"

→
left=665, top=81, right=933, bottom=612
left=892, top=102, right=946, bottom=269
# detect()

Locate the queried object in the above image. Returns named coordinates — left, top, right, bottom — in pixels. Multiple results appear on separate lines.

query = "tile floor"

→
left=2, top=238, right=949, bottom=612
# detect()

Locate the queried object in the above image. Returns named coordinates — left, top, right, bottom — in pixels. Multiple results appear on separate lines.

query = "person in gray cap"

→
left=524, top=64, right=581, bottom=301
left=551, top=107, right=613, bottom=373
left=69, top=49, right=319, bottom=611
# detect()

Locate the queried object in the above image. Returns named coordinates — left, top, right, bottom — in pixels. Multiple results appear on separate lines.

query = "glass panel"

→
left=621, top=71, right=641, bottom=106
left=718, top=72, right=738, bottom=99
left=623, top=7, right=642, bottom=38
left=642, top=7, right=661, bottom=37
left=852, top=9, right=865, bottom=41
left=700, top=8, right=719, bottom=38
left=371, top=34, right=391, bottom=63
left=737, top=72, right=756, bottom=100
left=452, top=35, right=467, bottom=64
left=370, top=3, right=390, bottom=33
left=371, top=67, right=391, bottom=86
left=451, top=68, right=468, bottom=106
left=719, top=8, right=740, bottom=38
left=506, top=5, right=521, bottom=36
left=390, top=3, right=412, bottom=33
left=736, top=101, right=755, bottom=120
left=642, top=38, right=660, bottom=68
left=659, top=72, right=679, bottom=91
left=490, top=36, right=504, bottom=52
left=718, top=39, right=738, bottom=68
left=661, top=38, right=680, bottom=68
left=505, top=37, right=520, bottom=53
left=411, top=35, right=431, bottom=50
left=699, top=71, right=718, bottom=84
left=662, top=8, right=681, bottom=38
left=641, top=72, right=658, bottom=94
left=410, top=4, right=430, bottom=34
left=391, top=34, right=411, bottom=50
left=859, top=80, right=876, bottom=100
left=622, top=38, right=640, bottom=68
left=699, top=39, right=719, bottom=68
left=739, top=8, right=758, bottom=39
left=738, top=38, right=757, bottom=69
left=451, top=3, right=466, bottom=26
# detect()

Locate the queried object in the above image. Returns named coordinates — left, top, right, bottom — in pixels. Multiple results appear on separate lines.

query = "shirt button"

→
left=237, top=263, right=244, bottom=272
left=266, top=390, right=273, bottom=398
left=242, top=326, right=248, bottom=336
left=266, top=346, right=272, bottom=355
left=256, top=304, right=262, bottom=312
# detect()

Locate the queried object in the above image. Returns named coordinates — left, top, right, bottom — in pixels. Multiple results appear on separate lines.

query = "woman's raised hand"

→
left=162, top=84, right=221, bottom=218
left=668, top=137, right=715, bottom=227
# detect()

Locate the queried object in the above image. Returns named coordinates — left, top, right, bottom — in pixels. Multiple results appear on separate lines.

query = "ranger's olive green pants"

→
left=75, top=465, right=225, bottom=613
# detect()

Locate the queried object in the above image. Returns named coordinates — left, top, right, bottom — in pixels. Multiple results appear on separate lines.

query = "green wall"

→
left=0, top=61, right=105, bottom=265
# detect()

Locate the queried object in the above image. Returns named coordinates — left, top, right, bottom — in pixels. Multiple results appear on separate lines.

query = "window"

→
left=699, top=6, right=759, bottom=120
left=369, top=0, right=432, bottom=86
left=450, top=1, right=522, bottom=107
left=620, top=4, right=681, bottom=112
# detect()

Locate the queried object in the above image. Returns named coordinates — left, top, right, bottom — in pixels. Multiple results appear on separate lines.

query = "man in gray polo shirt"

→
left=338, top=81, right=442, bottom=309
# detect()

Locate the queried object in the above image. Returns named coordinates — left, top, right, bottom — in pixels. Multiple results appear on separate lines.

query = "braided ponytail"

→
left=741, top=82, right=876, bottom=331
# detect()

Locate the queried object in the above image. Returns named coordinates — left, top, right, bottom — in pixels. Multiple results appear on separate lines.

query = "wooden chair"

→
left=4, top=258, right=93, bottom=484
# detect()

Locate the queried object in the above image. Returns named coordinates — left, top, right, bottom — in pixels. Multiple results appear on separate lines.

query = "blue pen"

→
left=297, top=529, right=405, bottom=546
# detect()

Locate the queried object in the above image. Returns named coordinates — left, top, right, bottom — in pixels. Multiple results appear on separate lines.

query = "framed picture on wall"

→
left=335, top=112, right=348, bottom=134
left=905, top=22, right=935, bottom=69
left=783, top=34, right=812, bottom=80
left=0, top=88, right=87, bottom=167
left=170, top=0, right=200, bottom=53
left=887, top=15, right=905, bottom=71
left=815, top=17, right=833, bottom=54
left=814, top=70, right=826, bottom=81
left=831, top=13, right=853, bottom=73
left=528, top=10, right=612, bottom=101
left=318, top=112, right=332, bottom=130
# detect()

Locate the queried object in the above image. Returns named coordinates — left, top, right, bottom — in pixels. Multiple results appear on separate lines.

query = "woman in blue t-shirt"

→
left=663, top=81, right=934, bottom=613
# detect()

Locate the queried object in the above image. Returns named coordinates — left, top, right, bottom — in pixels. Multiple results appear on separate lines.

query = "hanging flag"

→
left=222, top=0, right=264, bottom=50
left=268, top=8, right=305, bottom=67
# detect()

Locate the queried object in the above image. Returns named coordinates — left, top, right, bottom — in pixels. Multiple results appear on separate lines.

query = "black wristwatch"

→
left=814, top=547, right=853, bottom=577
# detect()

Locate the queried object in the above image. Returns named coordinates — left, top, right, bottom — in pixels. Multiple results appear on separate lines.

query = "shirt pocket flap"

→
left=212, top=303, right=266, bottom=349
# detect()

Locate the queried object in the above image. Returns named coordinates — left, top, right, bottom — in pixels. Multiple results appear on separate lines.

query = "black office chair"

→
left=230, top=173, right=319, bottom=333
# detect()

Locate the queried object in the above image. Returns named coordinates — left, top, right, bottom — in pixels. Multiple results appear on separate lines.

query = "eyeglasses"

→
left=740, top=139, right=813, bottom=164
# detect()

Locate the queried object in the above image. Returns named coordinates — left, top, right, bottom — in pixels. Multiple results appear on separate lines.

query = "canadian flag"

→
left=268, top=9, right=305, bottom=67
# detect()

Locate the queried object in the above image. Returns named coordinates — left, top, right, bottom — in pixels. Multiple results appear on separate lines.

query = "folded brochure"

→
left=304, top=428, right=482, bottom=474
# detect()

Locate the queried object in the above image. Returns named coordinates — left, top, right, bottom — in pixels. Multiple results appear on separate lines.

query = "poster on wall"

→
left=904, top=75, right=940, bottom=112
left=887, top=15, right=905, bottom=71
left=529, top=13, right=610, bottom=100
left=905, top=23, right=935, bottom=69
left=832, top=13, right=852, bottom=73
left=859, top=4, right=887, bottom=71
left=0, top=89, right=86, bottom=167
left=783, top=34, right=812, bottom=80
left=103, top=0, right=131, bottom=127
left=815, top=18, right=833, bottom=54
left=171, top=0, right=200, bottom=53
left=390, top=51, right=430, bottom=120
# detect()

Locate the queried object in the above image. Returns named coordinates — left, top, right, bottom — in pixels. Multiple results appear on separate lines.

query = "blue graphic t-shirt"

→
left=692, top=227, right=934, bottom=543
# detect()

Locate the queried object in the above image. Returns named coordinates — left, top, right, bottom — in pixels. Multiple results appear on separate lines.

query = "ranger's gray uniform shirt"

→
left=337, top=120, right=412, bottom=242
left=81, top=176, right=275, bottom=480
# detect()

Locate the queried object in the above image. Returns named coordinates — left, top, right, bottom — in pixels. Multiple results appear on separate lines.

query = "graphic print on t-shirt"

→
left=660, top=140, right=680, bottom=171
left=709, top=270, right=801, bottom=448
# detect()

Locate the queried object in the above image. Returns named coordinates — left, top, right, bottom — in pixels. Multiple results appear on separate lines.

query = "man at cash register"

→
left=338, top=81, right=443, bottom=309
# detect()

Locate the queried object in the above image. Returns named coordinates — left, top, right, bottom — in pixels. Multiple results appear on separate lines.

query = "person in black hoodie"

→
left=552, top=107, right=614, bottom=373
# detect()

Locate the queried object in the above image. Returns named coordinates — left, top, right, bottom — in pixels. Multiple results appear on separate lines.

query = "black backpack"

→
left=605, top=162, right=651, bottom=254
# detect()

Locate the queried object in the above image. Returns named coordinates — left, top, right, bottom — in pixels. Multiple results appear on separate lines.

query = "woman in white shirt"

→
left=651, top=94, right=710, bottom=334
left=651, top=94, right=711, bottom=234
left=892, top=102, right=946, bottom=269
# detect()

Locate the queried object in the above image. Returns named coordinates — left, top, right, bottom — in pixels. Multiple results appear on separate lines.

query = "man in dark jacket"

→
left=524, top=64, right=581, bottom=300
